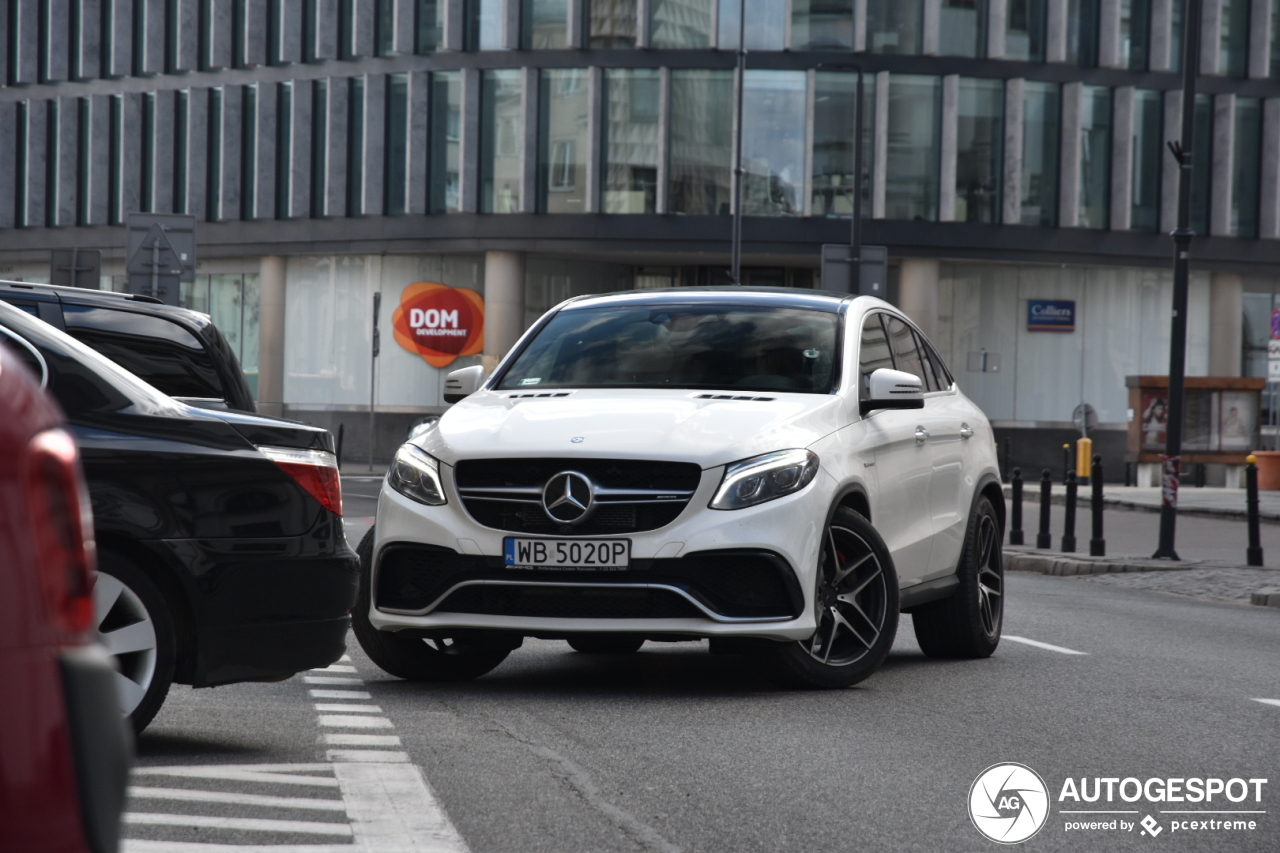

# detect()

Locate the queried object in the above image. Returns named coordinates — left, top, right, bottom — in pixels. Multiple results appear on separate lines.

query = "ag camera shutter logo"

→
left=969, top=763, right=1051, bottom=844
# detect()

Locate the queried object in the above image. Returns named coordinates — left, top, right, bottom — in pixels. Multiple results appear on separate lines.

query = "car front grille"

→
left=454, top=458, right=703, bottom=535
left=433, top=585, right=704, bottom=620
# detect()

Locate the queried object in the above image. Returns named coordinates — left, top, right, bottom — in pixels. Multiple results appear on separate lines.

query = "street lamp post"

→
left=730, top=0, right=747, bottom=285
left=1153, top=0, right=1204, bottom=560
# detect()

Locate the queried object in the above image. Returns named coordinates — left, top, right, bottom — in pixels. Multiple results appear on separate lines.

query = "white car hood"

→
left=416, top=389, right=846, bottom=469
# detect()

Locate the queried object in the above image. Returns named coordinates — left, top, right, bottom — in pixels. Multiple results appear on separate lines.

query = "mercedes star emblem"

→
left=541, top=471, right=595, bottom=524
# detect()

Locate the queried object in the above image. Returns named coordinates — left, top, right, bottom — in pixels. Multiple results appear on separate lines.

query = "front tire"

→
left=94, top=552, right=175, bottom=734
left=352, top=527, right=510, bottom=681
left=761, top=507, right=899, bottom=689
left=566, top=634, right=645, bottom=654
left=912, top=495, right=1003, bottom=659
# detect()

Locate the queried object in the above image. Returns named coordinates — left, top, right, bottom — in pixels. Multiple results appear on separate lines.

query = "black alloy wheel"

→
left=913, top=495, right=1003, bottom=658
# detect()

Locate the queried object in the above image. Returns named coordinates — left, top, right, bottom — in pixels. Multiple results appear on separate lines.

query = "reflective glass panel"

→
left=1170, top=0, right=1183, bottom=71
left=1130, top=89, right=1162, bottom=231
left=1192, top=93, right=1211, bottom=235
left=741, top=71, right=805, bottom=216
left=602, top=69, right=660, bottom=214
left=668, top=70, right=733, bottom=215
left=467, top=0, right=505, bottom=49
left=385, top=74, right=409, bottom=215
left=1232, top=97, right=1261, bottom=237
left=1079, top=85, right=1111, bottom=229
left=956, top=78, right=1003, bottom=224
left=523, top=0, right=568, bottom=47
left=1006, top=0, right=1046, bottom=61
left=1120, top=0, right=1149, bottom=69
left=811, top=72, right=875, bottom=217
left=867, top=0, right=922, bottom=54
left=1220, top=0, right=1249, bottom=77
left=417, top=0, right=443, bottom=51
left=885, top=74, right=940, bottom=221
left=539, top=69, right=589, bottom=213
left=650, top=0, right=713, bottom=47
left=718, top=0, right=786, bottom=50
left=481, top=70, right=523, bottom=214
left=791, top=0, right=853, bottom=50
left=939, top=0, right=987, bottom=58
left=590, top=0, right=637, bottom=46
left=1067, top=0, right=1099, bottom=66
left=348, top=78, right=365, bottom=215
left=1273, top=0, right=1280, bottom=78
left=1021, top=80, right=1059, bottom=226
left=430, top=72, right=461, bottom=214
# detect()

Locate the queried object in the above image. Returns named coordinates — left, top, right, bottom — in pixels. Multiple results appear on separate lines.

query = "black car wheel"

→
left=93, top=552, right=175, bottom=734
left=761, top=507, right=899, bottom=689
left=566, top=635, right=645, bottom=654
left=352, top=528, right=510, bottom=681
left=912, top=495, right=1003, bottom=659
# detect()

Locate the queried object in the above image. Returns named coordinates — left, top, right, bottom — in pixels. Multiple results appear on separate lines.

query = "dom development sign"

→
left=1027, top=299, right=1075, bottom=332
left=391, top=282, right=485, bottom=367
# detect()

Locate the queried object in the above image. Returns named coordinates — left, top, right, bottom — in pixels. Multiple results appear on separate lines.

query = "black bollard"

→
left=1036, top=469, right=1052, bottom=549
left=1124, top=461, right=1132, bottom=487
left=1010, top=468, right=1024, bottom=545
left=1063, top=444, right=1071, bottom=482
left=1090, top=455, right=1106, bottom=557
left=1061, top=471, right=1078, bottom=552
left=1247, top=455, right=1264, bottom=567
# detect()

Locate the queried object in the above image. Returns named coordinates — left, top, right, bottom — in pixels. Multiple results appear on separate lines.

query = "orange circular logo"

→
left=391, top=282, right=485, bottom=368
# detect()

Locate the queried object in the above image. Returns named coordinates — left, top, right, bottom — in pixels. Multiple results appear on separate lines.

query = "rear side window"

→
left=858, top=315, right=894, bottom=399
left=915, top=332, right=952, bottom=390
left=62, top=306, right=224, bottom=400
left=884, top=316, right=929, bottom=389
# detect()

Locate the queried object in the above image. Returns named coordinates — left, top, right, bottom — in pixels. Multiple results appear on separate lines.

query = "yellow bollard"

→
left=1076, top=437, right=1093, bottom=479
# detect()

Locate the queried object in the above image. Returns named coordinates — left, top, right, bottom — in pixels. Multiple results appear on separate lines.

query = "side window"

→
left=916, top=333, right=953, bottom=390
left=62, top=306, right=224, bottom=399
left=858, top=314, right=894, bottom=399
left=884, top=316, right=929, bottom=388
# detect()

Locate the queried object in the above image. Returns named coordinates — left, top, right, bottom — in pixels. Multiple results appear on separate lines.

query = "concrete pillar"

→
left=407, top=71, right=430, bottom=214
left=107, top=0, right=132, bottom=78
left=921, top=0, right=940, bottom=55
left=253, top=83, right=277, bottom=220
left=483, top=251, right=527, bottom=372
left=1110, top=86, right=1134, bottom=231
left=184, top=89, right=209, bottom=220
left=289, top=80, right=313, bottom=218
left=1058, top=82, right=1083, bottom=228
left=324, top=78, right=349, bottom=217
left=1260, top=99, right=1280, bottom=240
left=504, top=0, right=521, bottom=48
left=86, top=95, right=111, bottom=225
left=0, top=104, right=15, bottom=228
left=75, top=0, right=102, bottom=80
left=898, top=259, right=940, bottom=342
left=1046, top=0, right=1068, bottom=62
left=1160, top=89, right=1182, bottom=232
left=655, top=68, right=670, bottom=213
left=1200, top=0, right=1221, bottom=75
left=120, top=93, right=143, bottom=222
left=353, top=0, right=376, bottom=56
left=1149, top=0, right=1173, bottom=70
left=872, top=71, right=889, bottom=219
left=852, top=0, right=866, bottom=51
left=140, top=0, right=166, bottom=75
left=24, top=101, right=48, bottom=228
left=315, top=0, right=339, bottom=59
left=1210, top=93, right=1234, bottom=236
left=1250, top=0, right=1272, bottom=79
left=0, top=6, right=8, bottom=87
left=219, top=86, right=243, bottom=220
left=13, top=0, right=39, bottom=84
left=1209, top=273, right=1243, bottom=376
left=174, top=0, right=200, bottom=71
left=460, top=69, right=480, bottom=213
left=1003, top=78, right=1025, bottom=225
left=210, top=0, right=234, bottom=68
left=394, top=0, right=416, bottom=52
left=46, top=0, right=70, bottom=82
left=258, top=256, right=287, bottom=418
left=279, top=0, right=303, bottom=63
left=245, top=0, right=268, bottom=66
left=585, top=67, right=602, bottom=214
left=636, top=0, right=652, bottom=47
left=939, top=75, right=958, bottom=222
left=152, top=91, right=176, bottom=214
left=363, top=75, right=388, bottom=216
left=55, top=98, right=79, bottom=226
left=444, top=0, right=465, bottom=50
left=1098, top=0, right=1122, bottom=67
left=520, top=68, right=538, bottom=213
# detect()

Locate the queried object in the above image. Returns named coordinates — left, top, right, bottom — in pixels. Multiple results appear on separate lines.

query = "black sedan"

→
left=0, top=301, right=358, bottom=732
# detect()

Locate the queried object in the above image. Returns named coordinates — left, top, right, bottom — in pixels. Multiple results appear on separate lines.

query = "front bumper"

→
left=371, top=466, right=834, bottom=641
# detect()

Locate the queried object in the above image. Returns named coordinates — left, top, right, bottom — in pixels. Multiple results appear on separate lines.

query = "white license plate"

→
left=503, top=538, right=631, bottom=570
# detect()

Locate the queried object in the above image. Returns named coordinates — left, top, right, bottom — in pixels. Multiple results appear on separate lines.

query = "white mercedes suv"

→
left=355, top=288, right=1004, bottom=688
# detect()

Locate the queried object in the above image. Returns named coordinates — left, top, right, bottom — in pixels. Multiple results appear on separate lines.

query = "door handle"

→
left=915, top=426, right=929, bottom=443
left=960, top=424, right=974, bottom=439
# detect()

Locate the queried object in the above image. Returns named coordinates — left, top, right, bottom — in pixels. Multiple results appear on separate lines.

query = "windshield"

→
left=498, top=305, right=840, bottom=393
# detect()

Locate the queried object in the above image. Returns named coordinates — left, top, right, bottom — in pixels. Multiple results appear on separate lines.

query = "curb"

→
left=1252, top=587, right=1280, bottom=608
left=1003, top=548, right=1200, bottom=576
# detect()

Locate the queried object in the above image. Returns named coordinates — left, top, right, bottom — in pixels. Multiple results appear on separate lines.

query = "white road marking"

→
left=127, top=787, right=346, bottom=811
left=312, top=664, right=358, bottom=673
left=1252, top=698, right=1280, bottom=708
left=327, top=750, right=410, bottom=763
left=304, top=676, right=364, bottom=685
left=1003, top=635, right=1088, bottom=655
left=335, top=761, right=470, bottom=852
left=314, top=703, right=383, bottom=713
left=132, top=765, right=338, bottom=788
left=124, top=844, right=357, bottom=852
left=310, top=689, right=372, bottom=700
left=319, top=715, right=394, bottom=729
left=339, top=654, right=352, bottom=662
left=323, top=734, right=402, bottom=746
left=124, top=813, right=353, bottom=836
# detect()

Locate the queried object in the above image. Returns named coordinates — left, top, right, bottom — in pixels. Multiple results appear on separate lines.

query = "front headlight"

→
left=387, top=444, right=447, bottom=506
left=710, top=449, right=819, bottom=510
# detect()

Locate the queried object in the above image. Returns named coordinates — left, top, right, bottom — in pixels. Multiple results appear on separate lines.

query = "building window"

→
left=590, top=0, right=637, bottom=47
left=1021, top=80, right=1059, bottom=226
left=1120, top=0, right=1150, bottom=69
left=1272, top=0, right=1280, bottom=79
left=208, top=88, right=223, bottom=220
left=46, top=103, right=57, bottom=227
left=311, top=79, right=327, bottom=218
left=242, top=85, right=257, bottom=219
left=939, top=0, right=987, bottom=58
left=650, top=0, right=713, bottom=48
left=741, top=70, right=805, bottom=216
left=791, top=0, right=853, bottom=50
left=175, top=91, right=189, bottom=215
left=669, top=69, right=733, bottom=215
left=867, top=0, right=922, bottom=54
left=812, top=71, right=874, bottom=217
left=385, top=74, right=409, bottom=214
left=276, top=82, right=292, bottom=217
left=430, top=71, right=461, bottom=214
left=538, top=69, right=588, bottom=213
left=1232, top=97, right=1261, bottom=237
left=718, top=0, right=786, bottom=50
left=956, top=78, right=1002, bottom=224
left=376, top=0, right=397, bottom=55
left=481, top=70, right=523, bottom=213
left=523, top=0, right=568, bottom=48
left=1170, top=0, right=1183, bottom=71
left=109, top=97, right=122, bottom=224
left=1067, top=0, right=1100, bottom=66
left=885, top=74, right=940, bottom=221
left=349, top=77, right=366, bottom=215
left=141, top=92, right=155, bottom=213
left=1130, top=89, right=1162, bottom=231
left=602, top=68, right=659, bottom=214
left=1006, top=0, right=1046, bottom=61
left=1079, top=85, right=1110, bottom=229
left=1191, top=93, right=1210, bottom=235
left=1219, top=0, right=1249, bottom=77
left=467, top=0, right=505, bottom=49
left=418, top=0, right=443, bottom=51
left=78, top=99, right=91, bottom=224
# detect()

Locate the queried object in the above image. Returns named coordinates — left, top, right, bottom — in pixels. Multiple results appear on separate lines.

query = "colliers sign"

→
left=1027, top=299, right=1075, bottom=332
left=392, top=282, right=485, bottom=367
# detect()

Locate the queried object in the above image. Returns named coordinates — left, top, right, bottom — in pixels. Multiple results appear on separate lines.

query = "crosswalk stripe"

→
left=309, top=689, right=372, bottom=700
left=124, top=813, right=353, bottom=836
left=314, top=703, right=383, bottom=713
left=326, top=750, right=410, bottom=763
left=1252, top=698, right=1280, bottom=708
left=127, top=787, right=346, bottom=811
left=132, top=765, right=338, bottom=788
left=311, top=664, right=358, bottom=673
left=304, top=676, right=364, bottom=685
left=323, top=734, right=402, bottom=746
left=124, top=843, right=357, bottom=852
left=318, top=714, right=394, bottom=728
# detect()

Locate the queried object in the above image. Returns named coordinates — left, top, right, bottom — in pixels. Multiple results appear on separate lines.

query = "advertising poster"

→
left=1140, top=391, right=1168, bottom=449
left=1219, top=391, right=1257, bottom=450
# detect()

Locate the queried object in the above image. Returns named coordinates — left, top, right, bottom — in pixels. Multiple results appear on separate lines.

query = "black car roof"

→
left=563, top=286, right=856, bottom=313
left=0, top=280, right=212, bottom=331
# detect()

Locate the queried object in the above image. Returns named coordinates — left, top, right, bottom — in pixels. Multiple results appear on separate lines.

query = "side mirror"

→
left=443, top=365, right=486, bottom=404
left=859, top=368, right=925, bottom=418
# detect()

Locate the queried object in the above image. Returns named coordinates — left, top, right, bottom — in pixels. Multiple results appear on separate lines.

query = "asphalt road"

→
left=119, top=476, right=1280, bottom=852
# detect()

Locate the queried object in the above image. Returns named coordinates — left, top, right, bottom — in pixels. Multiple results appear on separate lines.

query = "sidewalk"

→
left=1003, top=482, right=1280, bottom=521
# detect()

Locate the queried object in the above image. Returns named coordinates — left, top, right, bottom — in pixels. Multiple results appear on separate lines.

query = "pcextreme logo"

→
left=391, top=282, right=485, bottom=368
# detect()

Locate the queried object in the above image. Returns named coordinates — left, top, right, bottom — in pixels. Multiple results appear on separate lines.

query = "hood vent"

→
left=504, top=391, right=574, bottom=399
left=694, top=394, right=777, bottom=402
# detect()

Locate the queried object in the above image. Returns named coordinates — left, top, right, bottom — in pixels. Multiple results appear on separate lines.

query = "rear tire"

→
left=760, top=507, right=898, bottom=689
left=566, top=635, right=645, bottom=654
left=94, top=552, right=175, bottom=734
left=912, top=495, right=1003, bottom=659
left=352, top=527, right=510, bottom=681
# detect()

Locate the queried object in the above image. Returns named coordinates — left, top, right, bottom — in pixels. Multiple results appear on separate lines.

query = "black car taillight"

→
left=27, top=429, right=96, bottom=635
left=258, top=446, right=343, bottom=516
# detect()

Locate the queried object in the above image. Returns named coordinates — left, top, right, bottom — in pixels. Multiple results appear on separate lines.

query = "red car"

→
left=0, top=339, right=131, bottom=853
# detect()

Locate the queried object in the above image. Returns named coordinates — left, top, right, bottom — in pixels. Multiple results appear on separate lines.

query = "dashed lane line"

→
left=1002, top=635, right=1089, bottom=655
